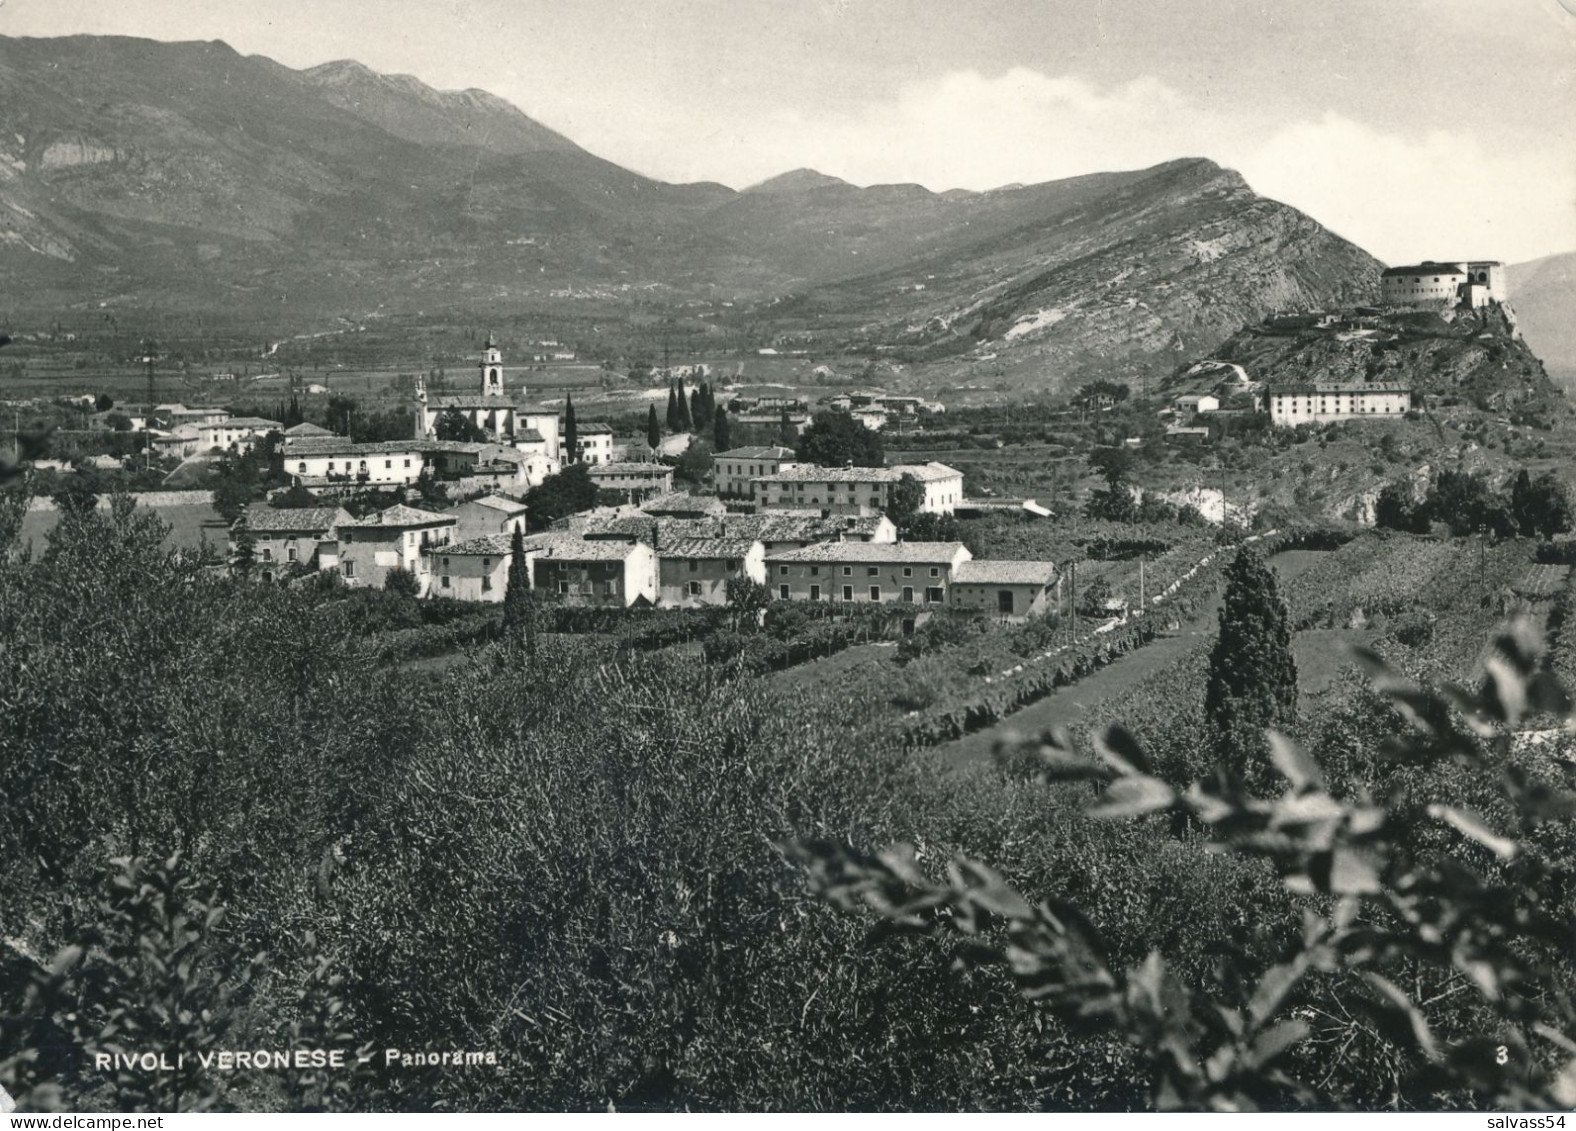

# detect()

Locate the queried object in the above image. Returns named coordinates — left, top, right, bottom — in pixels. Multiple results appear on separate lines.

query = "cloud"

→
left=566, top=65, right=1575, bottom=263
left=1234, top=113, right=1576, bottom=265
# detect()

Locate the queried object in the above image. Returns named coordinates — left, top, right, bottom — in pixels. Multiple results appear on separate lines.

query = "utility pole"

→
left=1139, top=554, right=1146, bottom=612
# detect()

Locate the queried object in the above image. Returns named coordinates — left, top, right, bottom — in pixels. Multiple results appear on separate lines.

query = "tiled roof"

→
left=577, top=422, right=614, bottom=433
left=236, top=504, right=344, bottom=533
left=954, top=560, right=1057, bottom=586
left=469, top=495, right=528, bottom=514
left=212, top=417, right=282, bottom=430
left=442, top=534, right=515, bottom=556
left=341, top=504, right=455, bottom=528
left=660, top=538, right=761, bottom=560
left=588, top=462, right=675, bottom=476
left=517, top=429, right=546, bottom=444
left=521, top=534, right=643, bottom=561
left=766, top=541, right=969, bottom=565
left=755, top=461, right=962, bottom=485
left=757, top=464, right=899, bottom=484
left=716, top=446, right=797, bottom=460
left=283, top=437, right=428, bottom=456
left=283, top=422, right=334, bottom=437
left=641, top=491, right=726, bottom=515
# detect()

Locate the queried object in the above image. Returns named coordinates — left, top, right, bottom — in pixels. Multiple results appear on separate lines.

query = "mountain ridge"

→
left=0, top=34, right=1476, bottom=395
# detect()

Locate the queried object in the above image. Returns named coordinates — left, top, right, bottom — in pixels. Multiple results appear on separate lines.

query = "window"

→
left=902, top=586, right=914, bottom=602
left=842, top=566, right=852, bottom=576
left=343, top=561, right=356, bottom=579
left=927, top=587, right=944, bottom=603
left=328, top=461, right=335, bottom=472
left=810, top=584, right=821, bottom=600
left=779, top=565, right=789, bottom=576
left=603, top=581, right=616, bottom=597
left=287, top=546, right=298, bottom=563
left=725, top=559, right=738, bottom=571
left=559, top=581, right=570, bottom=595
left=903, top=567, right=912, bottom=577
left=441, top=575, right=451, bottom=588
left=688, top=581, right=702, bottom=596
left=404, top=459, right=411, bottom=469
left=842, top=585, right=853, bottom=601
left=810, top=566, right=819, bottom=576
left=869, top=585, right=881, bottom=601
left=261, top=547, right=273, bottom=561
left=297, top=462, right=307, bottom=473
left=358, top=460, right=368, bottom=474
left=779, top=584, right=790, bottom=599
left=867, top=566, right=878, bottom=577
left=930, top=567, right=940, bottom=578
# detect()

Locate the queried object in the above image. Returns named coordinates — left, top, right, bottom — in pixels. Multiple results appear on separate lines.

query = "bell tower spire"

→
left=480, top=333, right=504, bottom=398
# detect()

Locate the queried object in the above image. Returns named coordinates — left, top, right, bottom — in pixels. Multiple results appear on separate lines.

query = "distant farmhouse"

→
left=1381, top=260, right=1505, bottom=308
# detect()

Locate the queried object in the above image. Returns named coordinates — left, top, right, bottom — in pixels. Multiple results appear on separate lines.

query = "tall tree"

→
left=712, top=403, right=731, bottom=453
left=1529, top=472, right=1574, bottom=540
left=503, top=526, right=536, bottom=657
left=688, top=387, right=704, bottom=432
left=886, top=473, right=924, bottom=529
left=563, top=395, right=579, bottom=464
left=1511, top=469, right=1536, bottom=537
left=1204, top=546, right=1298, bottom=789
left=795, top=410, right=883, bottom=467
left=778, top=410, right=797, bottom=449
left=666, top=383, right=680, bottom=433
left=676, top=382, right=694, bottom=432
left=231, top=523, right=255, bottom=577
left=647, top=404, right=662, bottom=452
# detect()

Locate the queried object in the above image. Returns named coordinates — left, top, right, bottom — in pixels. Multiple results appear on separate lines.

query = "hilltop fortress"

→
left=1381, top=260, right=1505, bottom=308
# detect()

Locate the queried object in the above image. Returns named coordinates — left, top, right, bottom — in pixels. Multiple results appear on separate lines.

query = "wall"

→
left=950, top=582, right=1053, bottom=621
left=1269, top=389, right=1410, bottom=427
left=767, top=559, right=955, bottom=604
left=431, top=551, right=510, bottom=602
left=1382, top=269, right=1466, bottom=305
left=289, top=450, right=426, bottom=486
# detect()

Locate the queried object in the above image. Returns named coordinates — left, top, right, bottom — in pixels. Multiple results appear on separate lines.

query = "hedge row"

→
left=898, top=529, right=1296, bottom=749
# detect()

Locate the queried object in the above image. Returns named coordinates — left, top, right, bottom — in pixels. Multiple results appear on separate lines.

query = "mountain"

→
left=1508, top=252, right=1576, bottom=390
left=738, top=159, right=1384, bottom=391
left=0, top=34, right=1394, bottom=393
left=743, top=168, right=851, bottom=194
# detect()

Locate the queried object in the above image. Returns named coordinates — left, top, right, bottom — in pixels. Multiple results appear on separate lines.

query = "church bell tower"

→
left=480, top=333, right=504, bottom=398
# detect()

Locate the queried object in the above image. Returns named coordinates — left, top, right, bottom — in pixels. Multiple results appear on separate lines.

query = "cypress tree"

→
left=713, top=403, right=731, bottom=452
left=503, top=526, right=536, bottom=657
left=688, top=387, right=703, bottom=431
left=564, top=395, right=579, bottom=464
left=1204, top=545, right=1298, bottom=789
left=1511, top=468, right=1536, bottom=537
left=676, top=382, right=693, bottom=432
left=666, top=383, right=680, bottom=432
left=647, top=404, right=661, bottom=451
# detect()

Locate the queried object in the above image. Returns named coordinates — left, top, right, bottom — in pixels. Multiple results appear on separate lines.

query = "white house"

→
left=573, top=422, right=615, bottom=465
left=763, top=541, right=973, bottom=604
left=713, top=446, right=799, bottom=499
left=657, top=537, right=767, bottom=607
left=752, top=462, right=964, bottom=516
left=950, top=559, right=1058, bottom=621
left=286, top=438, right=429, bottom=490
left=1266, top=384, right=1411, bottom=427
left=523, top=534, right=657, bottom=607
left=449, top=495, right=529, bottom=541
left=1172, top=394, right=1219, bottom=415
left=430, top=533, right=515, bottom=602
left=338, top=504, right=458, bottom=592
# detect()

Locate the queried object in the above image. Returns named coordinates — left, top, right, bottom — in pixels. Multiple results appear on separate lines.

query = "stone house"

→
left=231, top=504, right=351, bottom=579
left=949, top=559, right=1059, bottom=621
left=338, top=504, right=458, bottom=593
left=657, top=538, right=766, bottom=607
left=763, top=541, right=972, bottom=604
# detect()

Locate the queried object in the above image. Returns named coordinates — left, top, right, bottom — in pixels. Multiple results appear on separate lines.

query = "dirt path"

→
left=928, top=548, right=1334, bottom=769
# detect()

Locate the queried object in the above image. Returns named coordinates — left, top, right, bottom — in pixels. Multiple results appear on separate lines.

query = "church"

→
left=415, top=335, right=564, bottom=460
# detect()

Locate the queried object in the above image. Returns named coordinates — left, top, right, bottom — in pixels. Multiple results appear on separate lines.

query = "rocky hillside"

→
left=761, top=159, right=1382, bottom=394
left=0, top=33, right=1378, bottom=387
left=1164, top=302, right=1564, bottom=418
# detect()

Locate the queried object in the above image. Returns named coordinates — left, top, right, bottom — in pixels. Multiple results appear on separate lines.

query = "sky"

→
left=2, top=0, right=1574, bottom=264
